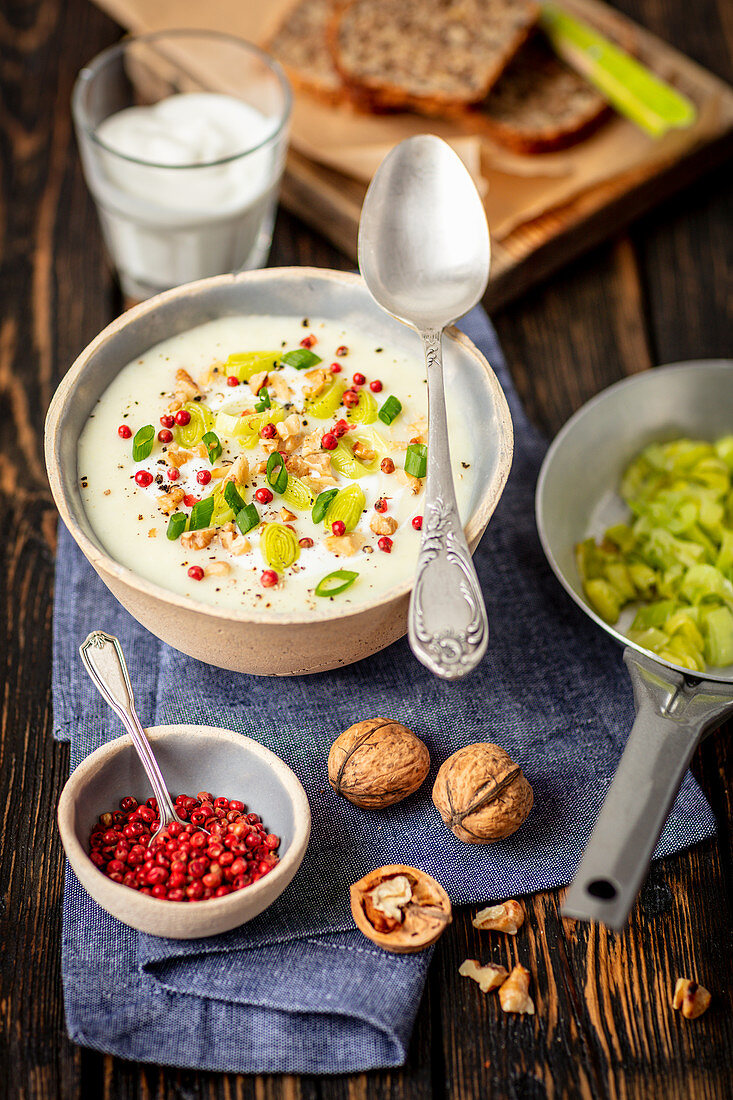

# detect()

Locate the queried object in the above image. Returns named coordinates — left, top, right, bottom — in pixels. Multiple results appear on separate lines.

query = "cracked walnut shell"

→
left=350, top=864, right=452, bottom=953
left=328, top=719, right=430, bottom=808
left=432, top=743, right=533, bottom=843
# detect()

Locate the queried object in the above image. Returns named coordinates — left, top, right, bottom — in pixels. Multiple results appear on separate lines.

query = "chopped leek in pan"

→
left=576, top=436, right=733, bottom=670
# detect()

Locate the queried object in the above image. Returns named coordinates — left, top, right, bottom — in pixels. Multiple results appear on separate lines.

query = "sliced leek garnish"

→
left=282, top=475, right=314, bottom=511
left=173, top=403, right=215, bottom=448
left=346, top=389, right=378, bottom=424
left=225, top=351, right=280, bottom=382
left=260, top=522, right=300, bottom=572
left=323, top=484, right=366, bottom=532
left=306, top=378, right=347, bottom=419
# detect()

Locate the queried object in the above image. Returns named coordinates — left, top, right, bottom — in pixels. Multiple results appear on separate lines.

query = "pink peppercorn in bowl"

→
left=57, top=725, right=311, bottom=939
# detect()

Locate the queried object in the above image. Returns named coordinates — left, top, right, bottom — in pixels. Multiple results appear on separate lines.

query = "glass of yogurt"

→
left=72, top=31, right=292, bottom=300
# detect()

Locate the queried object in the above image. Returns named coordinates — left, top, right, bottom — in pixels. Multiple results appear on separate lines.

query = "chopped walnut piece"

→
left=269, top=373, right=292, bottom=403
left=499, top=965, right=534, bottom=1015
left=174, top=368, right=203, bottom=400
left=305, top=473, right=339, bottom=494
left=408, top=417, right=427, bottom=443
left=472, top=900, right=525, bottom=935
left=303, top=452, right=335, bottom=477
left=192, top=441, right=209, bottom=460
left=325, top=533, right=365, bottom=556
left=370, top=513, right=398, bottom=536
left=302, top=428, right=324, bottom=453
left=353, top=441, right=376, bottom=462
left=395, top=469, right=424, bottom=495
left=277, top=413, right=302, bottom=439
left=210, top=466, right=226, bottom=479
left=673, top=979, right=711, bottom=1019
left=156, top=485, right=186, bottom=515
left=459, top=959, right=509, bottom=993
left=198, top=360, right=224, bottom=387
left=302, top=367, right=329, bottom=398
left=167, top=446, right=193, bottom=469
left=219, top=524, right=251, bottom=555
left=181, top=527, right=217, bottom=551
left=249, top=370, right=268, bottom=395
left=223, top=454, right=249, bottom=486
left=205, top=561, right=231, bottom=577
left=279, top=507, right=297, bottom=523
left=280, top=433, right=304, bottom=454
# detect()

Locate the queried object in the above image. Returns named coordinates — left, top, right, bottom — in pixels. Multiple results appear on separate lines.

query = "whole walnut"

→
left=432, top=743, right=533, bottom=843
left=328, top=718, right=430, bottom=808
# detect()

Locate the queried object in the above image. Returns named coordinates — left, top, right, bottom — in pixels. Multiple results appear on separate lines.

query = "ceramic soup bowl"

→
left=45, top=268, right=513, bottom=674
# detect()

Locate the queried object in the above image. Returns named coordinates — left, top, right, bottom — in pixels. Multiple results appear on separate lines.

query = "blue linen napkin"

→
left=53, top=306, right=716, bottom=1075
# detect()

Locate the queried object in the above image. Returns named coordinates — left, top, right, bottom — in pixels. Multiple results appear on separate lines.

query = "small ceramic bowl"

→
left=44, top=267, right=513, bottom=675
left=57, top=724, right=311, bottom=938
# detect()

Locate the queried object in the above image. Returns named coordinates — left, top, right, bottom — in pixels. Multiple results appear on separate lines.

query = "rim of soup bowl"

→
left=45, top=268, right=513, bottom=626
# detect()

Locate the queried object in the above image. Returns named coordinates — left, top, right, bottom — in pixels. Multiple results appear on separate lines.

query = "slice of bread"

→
left=450, top=33, right=611, bottom=153
left=268, top=0, right=346, bottom=106
left=329, top=0, right=540, bottom=114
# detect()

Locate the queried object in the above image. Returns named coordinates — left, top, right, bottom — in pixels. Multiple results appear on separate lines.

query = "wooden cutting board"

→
left=275, top=0, right=733, bottom=310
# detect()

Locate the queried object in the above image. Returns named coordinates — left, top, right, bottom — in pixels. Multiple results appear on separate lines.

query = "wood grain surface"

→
left=0, top=1, right=730, bottom=1098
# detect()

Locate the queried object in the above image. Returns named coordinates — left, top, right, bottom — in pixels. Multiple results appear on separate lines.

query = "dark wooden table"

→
left=1, top=1, right=731, bottom=1097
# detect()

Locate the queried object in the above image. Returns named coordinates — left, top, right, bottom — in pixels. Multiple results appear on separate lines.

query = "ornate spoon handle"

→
left=78, top=630, right=180, bottom=829
left=407, top=329, right=489, bottom=679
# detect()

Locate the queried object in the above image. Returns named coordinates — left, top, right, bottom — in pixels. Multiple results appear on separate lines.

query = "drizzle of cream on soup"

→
left=78, top=315, right=475, bottom=615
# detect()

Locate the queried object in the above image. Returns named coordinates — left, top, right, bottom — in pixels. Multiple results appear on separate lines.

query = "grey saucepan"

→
left=536, top=360, right=733, bottom=930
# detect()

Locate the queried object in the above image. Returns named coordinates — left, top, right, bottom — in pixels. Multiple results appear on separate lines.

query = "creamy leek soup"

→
left=78, top=315, right=476, bottom=614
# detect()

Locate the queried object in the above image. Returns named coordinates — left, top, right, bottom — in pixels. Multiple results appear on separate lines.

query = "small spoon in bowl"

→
left=358, top=135, right=491, bottom=678
left=79, top=630, right=195, bottom=842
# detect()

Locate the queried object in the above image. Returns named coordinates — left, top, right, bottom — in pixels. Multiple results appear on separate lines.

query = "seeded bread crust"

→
left=452, top=33, right=611, bottom=153
left=268, top=0, right=346, bottom=106
left=329, top=0, right=540, bottom=114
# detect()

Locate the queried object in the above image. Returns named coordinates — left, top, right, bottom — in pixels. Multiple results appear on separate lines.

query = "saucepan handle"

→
left=563, top=649, right=733, bottom=930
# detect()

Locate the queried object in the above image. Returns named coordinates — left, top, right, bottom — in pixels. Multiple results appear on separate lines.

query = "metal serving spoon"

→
left=359, top=135, right=491, bottom=679
left=79, top=630, right=193, bottom=841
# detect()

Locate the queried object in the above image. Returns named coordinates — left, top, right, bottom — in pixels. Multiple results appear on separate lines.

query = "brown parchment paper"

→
left=90, top=0, right=721, bottom=240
